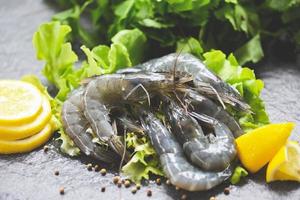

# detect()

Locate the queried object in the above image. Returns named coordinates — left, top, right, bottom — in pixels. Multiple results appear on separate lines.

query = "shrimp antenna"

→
left=125, top=83, right=151, bottom=107
left=196, top=82, right=226, bottom=109
left=172, top=48, right=184, bottom=86
left=118, top=128, right=127, bottom=175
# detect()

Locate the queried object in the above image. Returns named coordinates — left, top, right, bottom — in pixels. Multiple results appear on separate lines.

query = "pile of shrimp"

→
left=61, top=53, right=250, bottom=191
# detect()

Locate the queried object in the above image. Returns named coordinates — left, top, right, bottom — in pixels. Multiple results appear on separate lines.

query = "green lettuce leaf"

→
left=176, top=37, right=203, bottom=59
left=230, top=166, right=248, bottom=184
left=203, top=50, right=269, bottom=131
left=234, top=34, right=264, bottom=65
left=122, top=132, right=164, bottom=183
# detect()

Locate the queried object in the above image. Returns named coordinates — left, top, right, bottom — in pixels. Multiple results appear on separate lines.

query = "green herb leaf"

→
left=122, top=132, right=164, bottom=183
left=234, top=34, right=264, bottom=65
left=176, top=37, right=203, bottom=58
left=230, top=166, right=248, bottom=184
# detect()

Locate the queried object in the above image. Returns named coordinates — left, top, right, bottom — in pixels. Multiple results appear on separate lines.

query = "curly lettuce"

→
left=122, top=132, right=164, bottom=183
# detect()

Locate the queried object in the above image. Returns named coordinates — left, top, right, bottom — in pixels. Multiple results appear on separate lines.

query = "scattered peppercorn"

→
left=147, top=190, right=152, bottom=197
left=124, top=180, right=131, bottom=188
left=59, top=187, right=65, bottom=195
left=136, top=184, right=141, bottom=190
left=113, top=176, right=120, bottom=184
left=224, top=187, right=230, bottom=195
left=54, top=170, right=59, bottom=176
left=131, top=188, right=137, bottom=194
left=94, top=165, right=100, bottom=172
left=100, top=168, right=107, bottom=176
left=43, top=145, right=49, bottom=152
left=117, top=180, right=122, bottom=188
left=156, top=178, right=161, bottom=185
left=121, top=179, right=125, bottom=184
left=166, top=179, right=171, bottom=185
left=87, top=163, right=93, bottom=171
left=180, top=194, right=187, bottom=200
left=101, top=187, right=106, bottom=192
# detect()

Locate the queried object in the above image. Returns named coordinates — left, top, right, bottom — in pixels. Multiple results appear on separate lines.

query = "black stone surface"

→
left=0, top=1, right=300, bottom=200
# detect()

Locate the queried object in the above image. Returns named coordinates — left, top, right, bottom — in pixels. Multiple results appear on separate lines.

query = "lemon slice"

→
left=236, top=123, right=295, bottom=173
left=0, top=80, right=43, bottom=125
left=0, top=96, right=51, bottom=140
left=266, top=141, right=300, bottom=182
left=0, top=123, right=53, bottom=154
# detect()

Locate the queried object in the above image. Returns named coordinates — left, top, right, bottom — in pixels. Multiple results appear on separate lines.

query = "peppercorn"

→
left=113, top=176, right=120, bottom=184
left=87, top=163, right=93, bottom=171
left=54, top=170, right=59, bottom=176
left=43, top=145, right=49, bottom=152
left=59, top=187, right=65, bottom=195
left=124, top=180, right=131, bottom=188
left=136, top=184, right=141, bottom=190
left=156, top=178, right=161, bottom=185
left=224, top=187, right=230, bottom=195
left=94, top=165, right=100, bottom=172
left=147, top=190, right=152, bottom=197
left=100, top=168, right=107, bottom=176
left=101, top=187, right=106, bottom=192
left=117, top=180, right=122, bottom=188
left=131, top=188, right=137, bottom=194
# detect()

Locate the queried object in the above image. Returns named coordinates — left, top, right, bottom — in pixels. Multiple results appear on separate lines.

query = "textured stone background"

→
left=0, top=1, right=300, bottom=199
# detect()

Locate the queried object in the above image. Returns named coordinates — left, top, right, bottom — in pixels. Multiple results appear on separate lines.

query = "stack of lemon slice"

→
left=0, top=80, right=53, bottom=154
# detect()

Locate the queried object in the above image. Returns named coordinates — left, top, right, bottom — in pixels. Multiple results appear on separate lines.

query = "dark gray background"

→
left=0, top=1, right=300, bottom=199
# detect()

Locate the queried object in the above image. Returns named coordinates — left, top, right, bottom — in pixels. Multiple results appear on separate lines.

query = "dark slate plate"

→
left=0, top=1, right=299, bottom=199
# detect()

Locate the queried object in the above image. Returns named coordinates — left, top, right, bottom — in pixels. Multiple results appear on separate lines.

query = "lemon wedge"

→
left=0, top=80, right=42, bottom=125
left=0, top=123, right=52, bottom=154
left=0, top=96, right=51, bottom=140
left=266, top=141, right=300, bottom=182
left=236, top=123, right=295, bottom=173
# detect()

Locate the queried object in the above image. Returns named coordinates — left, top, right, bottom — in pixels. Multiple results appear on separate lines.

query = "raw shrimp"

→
left=163, top=96, right=236, bottom=171
left=61, top=87, right=118, bottom=163
left=82, top=72, right=181, bottom=157
left=137, top=108, right=232, bottom=191
left=119, top=53, right=250, bottom=111
left=184, top=89, right=243, bottom=137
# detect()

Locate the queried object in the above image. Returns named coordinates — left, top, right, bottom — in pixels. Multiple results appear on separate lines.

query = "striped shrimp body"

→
left=61, top=87, right=118, bottom=163
left=184, top=89, right=243, bottom=138
left=138, top=108, right=232, bottom=191
left=163, top=96, right=236, bottom=171
left=82, top=72, right=179, bottom=157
